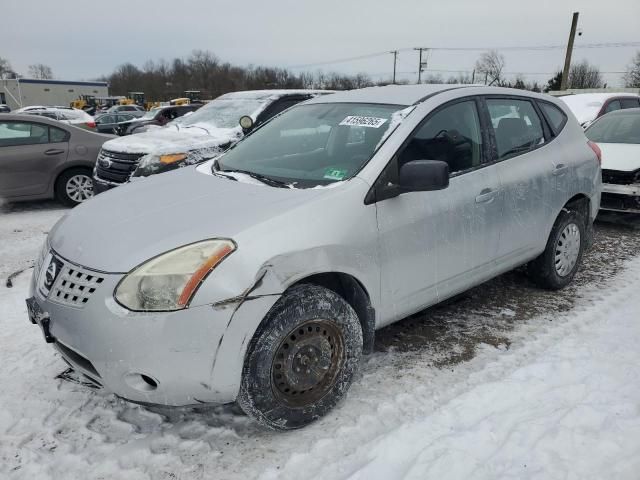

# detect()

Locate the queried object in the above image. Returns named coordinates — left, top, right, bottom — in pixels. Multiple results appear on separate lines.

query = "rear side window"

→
left=0, top=122, right=50, bottom=146
left=49, top=126, right=68, bottom=143
left=487, top=99, right=545, bottom=159
left=620, top=98, right=640, bottom=109
left=539, top=102, right=568, bottom=135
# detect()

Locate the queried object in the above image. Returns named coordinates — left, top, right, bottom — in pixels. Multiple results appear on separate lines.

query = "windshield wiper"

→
left=184, top=125, right=210, bottom=135
left=218, top=168, right=289, bottom=188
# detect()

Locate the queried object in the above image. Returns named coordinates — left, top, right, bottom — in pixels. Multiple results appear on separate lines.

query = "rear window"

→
left=539, top=102, right=567, bottom=135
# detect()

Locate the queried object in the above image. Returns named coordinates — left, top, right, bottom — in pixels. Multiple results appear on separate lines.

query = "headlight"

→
left=132, top=153, right=188, bottom=178
left=114, top=239, right=236, bottom=311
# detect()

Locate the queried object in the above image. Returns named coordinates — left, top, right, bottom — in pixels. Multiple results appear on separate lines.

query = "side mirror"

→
left=399, top=160, right=449, bottom=192
left=239, top=115, right=254, bottom=132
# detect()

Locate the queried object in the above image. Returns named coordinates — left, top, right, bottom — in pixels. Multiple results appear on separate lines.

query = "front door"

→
left=375, top=98, right=503, bottom=325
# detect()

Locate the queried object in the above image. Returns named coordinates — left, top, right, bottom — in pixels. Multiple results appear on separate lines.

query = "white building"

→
left=0, top=78, right=109, bottom=110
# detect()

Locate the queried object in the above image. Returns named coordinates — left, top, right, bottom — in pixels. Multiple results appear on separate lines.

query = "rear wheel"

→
left=55, top=168, right=94, bottom=207
left=528, top=209, right=585, bottom=289
left=238, top=284, right=363, bottom=430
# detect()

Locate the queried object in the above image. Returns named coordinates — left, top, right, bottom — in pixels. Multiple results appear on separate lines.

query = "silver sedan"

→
left=27, top=85, right=600, bottom=429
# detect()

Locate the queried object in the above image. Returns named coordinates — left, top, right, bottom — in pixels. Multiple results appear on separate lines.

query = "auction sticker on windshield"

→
left=339, top=116, right=387, bottom=128
left=323, top=167, right=348, bottom=180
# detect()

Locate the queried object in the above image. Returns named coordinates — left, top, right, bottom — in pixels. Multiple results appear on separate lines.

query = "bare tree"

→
left=624, top=51, right=640, bottom=88
left=475, top=50, right=506, bottom=86
left=567, top=60, right=603, bottom=89
left=0, top=57, right=14, bottom=79
left=28, top=63, right=53, bottom=79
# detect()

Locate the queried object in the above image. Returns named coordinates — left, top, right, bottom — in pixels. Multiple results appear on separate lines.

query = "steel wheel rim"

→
left=555, top=223, right=581, bottom=277
left=66, top=174, right=94, bottom=203
left=271, top=319, right=345, bottom=407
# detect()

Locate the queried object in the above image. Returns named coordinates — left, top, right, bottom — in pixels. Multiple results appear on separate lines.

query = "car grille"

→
left=95, top=149, right=146, bottom=184
left=602, top=169, right=640, bottom=185
left=49, top=257, right=104, bottom=308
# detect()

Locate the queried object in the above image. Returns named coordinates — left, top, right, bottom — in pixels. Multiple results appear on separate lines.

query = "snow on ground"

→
left=1, top=203, right=640, bottom=480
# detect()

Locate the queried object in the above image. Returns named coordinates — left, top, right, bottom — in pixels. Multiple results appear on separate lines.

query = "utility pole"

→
left=561, top=12, right=579, bottom=91
left=391, top=50, right=398, bottom=84
left=414, top=48, right=429, bottom=84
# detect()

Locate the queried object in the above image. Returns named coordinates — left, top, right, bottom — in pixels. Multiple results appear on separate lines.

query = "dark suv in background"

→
left=124, top=104, right=203, bottom=135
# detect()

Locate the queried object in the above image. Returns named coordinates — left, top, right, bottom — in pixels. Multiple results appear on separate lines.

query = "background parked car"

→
left=16, top=107, right=96, bottom=130
left=0, top=113, right=113, bottom=205
left=124, top=104, right=203, bottom=135
left=0, top=104, right=10, bottom=113
left=585, top=108, right=640, bottom=213
left=560, top=93, right=640, bottom=128
left=104, top=104, right=146, bottom=117
left=93, top=89, right=333, bottom=193
left=94, top=113, right=138, bottom=135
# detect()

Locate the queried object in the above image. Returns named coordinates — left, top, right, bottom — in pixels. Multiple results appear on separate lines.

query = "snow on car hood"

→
left=101, top=125, right=242, bottom=155
left=48, top=166, right=326, bottom=272
left=598, top=143, right=640, bottom=172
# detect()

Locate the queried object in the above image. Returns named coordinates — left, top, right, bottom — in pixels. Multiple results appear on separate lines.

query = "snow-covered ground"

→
left=1, top=203, right=640, bottom=480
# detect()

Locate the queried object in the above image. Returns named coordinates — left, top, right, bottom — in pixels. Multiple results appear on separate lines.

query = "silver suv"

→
left=27, top=85, right=600, bottom=430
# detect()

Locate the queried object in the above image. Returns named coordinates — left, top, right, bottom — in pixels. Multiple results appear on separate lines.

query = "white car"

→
left=585, top=108, right=640, bottom=213
left=16, top=106, right=96, bottom=130
left=559, top=93, right=640, bottom=128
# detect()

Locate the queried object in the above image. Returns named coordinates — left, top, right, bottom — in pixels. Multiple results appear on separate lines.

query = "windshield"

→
left=216, top=103, right=404, bottom=187
left=180, top=97, right=268, bottom=129
left=141, top=108, right=160, bottom=120
left=586, top=112, right=640, bottom=144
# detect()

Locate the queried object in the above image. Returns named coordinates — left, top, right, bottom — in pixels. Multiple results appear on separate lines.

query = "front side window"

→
left=0, top=122, right=49, bottom=147
left=487, top=98, right=545, bottom=159
left=217, top=103, right=405, bottom=187
left=398, top=100, right=483, bottom=175
left=604, top=100, right=621, bottom=114
left=586, top=112, right=640, bottom=144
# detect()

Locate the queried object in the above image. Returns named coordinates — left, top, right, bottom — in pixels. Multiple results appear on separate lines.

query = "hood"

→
left=598, top=143, right=640, bottom=172
left=49, top=166, right=328, bottom=272
left=101, top=125, right=241, bottom=155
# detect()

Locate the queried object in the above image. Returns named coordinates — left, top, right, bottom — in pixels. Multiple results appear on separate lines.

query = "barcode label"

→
left=339, top=116, right=388, bottom=128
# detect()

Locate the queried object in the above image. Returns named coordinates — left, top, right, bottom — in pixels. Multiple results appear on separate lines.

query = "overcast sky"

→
left=2, top=0, right=639, bottom=87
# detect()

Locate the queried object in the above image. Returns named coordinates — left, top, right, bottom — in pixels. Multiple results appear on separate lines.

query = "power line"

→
left=286, top=41, right=640, bottom=70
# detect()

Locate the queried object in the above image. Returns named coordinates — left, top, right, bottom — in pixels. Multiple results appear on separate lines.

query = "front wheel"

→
left=528, top=209, right=585, bottom=289
left=238, top=284, right=363, bottom=430
left=55, top=168, right=94, bottom=207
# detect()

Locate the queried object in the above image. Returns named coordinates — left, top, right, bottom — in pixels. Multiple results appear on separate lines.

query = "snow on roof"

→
left=217, top=89, right=334, bottom=101
left=559, top=93, right=640, bottom=125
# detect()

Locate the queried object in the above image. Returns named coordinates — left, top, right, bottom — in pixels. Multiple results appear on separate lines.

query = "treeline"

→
left=100, top=50, right=375, bottom=100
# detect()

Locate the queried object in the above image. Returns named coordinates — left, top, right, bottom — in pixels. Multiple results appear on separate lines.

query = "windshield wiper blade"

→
left=184, top=125, right=210, bottom=135
left=219, top=168, right=289, bottom=188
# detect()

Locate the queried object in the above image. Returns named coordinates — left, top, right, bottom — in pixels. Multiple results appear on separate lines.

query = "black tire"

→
left=237, top=284, right=363, bottom=430
left=55, top=168, right=94, bottom=207
left=528, top=209, right=585, bottom=290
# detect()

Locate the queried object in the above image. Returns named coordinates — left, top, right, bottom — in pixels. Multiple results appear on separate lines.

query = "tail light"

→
left=588, top=140, right=601, bottom=165
left=86, top=121, right=96, bottom=129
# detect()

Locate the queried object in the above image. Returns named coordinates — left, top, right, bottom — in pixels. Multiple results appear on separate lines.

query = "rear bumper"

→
left=600, top=183, right=640, bottom=213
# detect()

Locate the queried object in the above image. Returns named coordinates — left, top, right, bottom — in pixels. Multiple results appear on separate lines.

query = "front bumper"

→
left=600, top=183, right=640, bottom=214
left=28, top=251, right=279, bottom=406
left=92, top=175, right=119, bottom=194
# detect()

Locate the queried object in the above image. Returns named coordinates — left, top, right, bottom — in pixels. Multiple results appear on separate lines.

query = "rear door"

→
left=484, top=96, right=558, bottom=264
left=0, top=121, right=69, bottom=197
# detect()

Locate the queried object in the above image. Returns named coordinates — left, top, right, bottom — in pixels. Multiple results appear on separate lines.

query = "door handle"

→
left=44, top=149, right=65, bottom=156
left=475, top=188, right=499, bottom=204
left=552, top=164, right=568, bottom=176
